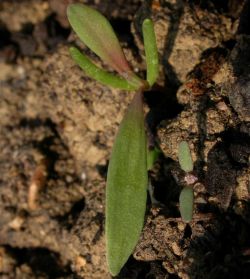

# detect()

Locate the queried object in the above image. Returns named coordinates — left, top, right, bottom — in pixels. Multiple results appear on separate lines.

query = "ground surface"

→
left=0, top=0, right=250, bottom=278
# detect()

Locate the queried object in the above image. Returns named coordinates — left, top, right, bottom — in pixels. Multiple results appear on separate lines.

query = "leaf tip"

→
left=142, top=18, right=152, bottom=27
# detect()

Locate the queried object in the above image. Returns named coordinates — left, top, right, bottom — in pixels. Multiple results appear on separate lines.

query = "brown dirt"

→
left=0, top=0, right=249, bottom=278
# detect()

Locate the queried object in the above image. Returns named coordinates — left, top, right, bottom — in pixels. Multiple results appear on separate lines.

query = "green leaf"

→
left=142, top=18, right=159, bottom=87
left=106, top=92, right=148, bottom=276
left=69, top=47, right=140, bottom=91
left=178, top=141, right=194, bottom=173
left=67, top=4, right=135, bottom=78
left=179, top=187, right=194, bottom=223
left=147, top=147, right=160, bottom=170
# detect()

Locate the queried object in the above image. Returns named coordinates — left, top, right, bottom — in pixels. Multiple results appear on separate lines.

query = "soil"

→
left=0, top=0, right=249, bottom=278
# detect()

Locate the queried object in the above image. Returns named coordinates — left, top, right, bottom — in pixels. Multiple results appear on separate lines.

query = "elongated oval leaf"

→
left=70, top=47, right=140, bottom=91
left=67, top=4, right=131, bottom=76
left=179, top=187, right=194, bottom=222
left=142, top=18, right=159, bottom=87
left=178, top=141, right=194, bottom=173
left=106, top=91, right=148, bottom=276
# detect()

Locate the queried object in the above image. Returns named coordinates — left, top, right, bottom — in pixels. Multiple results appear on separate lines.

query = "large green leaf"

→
left=67, top=4, right=131, bottom=76
left=106, top=91, right=148, bottom=276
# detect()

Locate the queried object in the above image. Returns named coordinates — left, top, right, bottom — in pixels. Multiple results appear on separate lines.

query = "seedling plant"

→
left=67, top=3, right=158, bottom=276
left=67, top=3, right=198, bottom=276
left=178, top=141, right=196, bottom=222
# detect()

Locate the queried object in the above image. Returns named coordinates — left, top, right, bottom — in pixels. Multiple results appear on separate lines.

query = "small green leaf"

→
left=70, top=47, right=140, bottom=91
left=106, top=92, right=148, bottom=276
left=179, top=187, right=194, bottom=222
left=178, top=141, right=194, bottom=173
left=147, top=147, right=160, bottom=170
left=68, top=4, right=131, bottom=76
left=142, top=18, right=159, bottom=87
